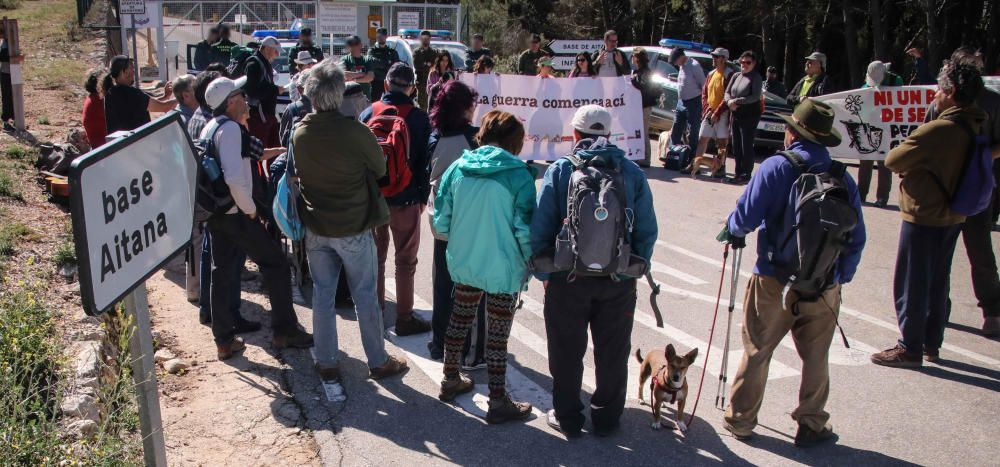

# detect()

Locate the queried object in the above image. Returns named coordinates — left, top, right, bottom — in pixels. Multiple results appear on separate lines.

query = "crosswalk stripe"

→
left=650, top=260, right=708, bottom=285
left=656, top=240, right=752, bottom=279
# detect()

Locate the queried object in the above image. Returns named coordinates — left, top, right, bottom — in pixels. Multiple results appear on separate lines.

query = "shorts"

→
left=699, top=115, right=730, bottom=140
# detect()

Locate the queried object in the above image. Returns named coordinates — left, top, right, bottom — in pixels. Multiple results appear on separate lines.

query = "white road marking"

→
left=656, top=240, right=752, bottom=279
left=650, top=260, right=708, bottom=285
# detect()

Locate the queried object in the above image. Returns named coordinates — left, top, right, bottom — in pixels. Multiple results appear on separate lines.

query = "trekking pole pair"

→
left=686, top=241, right=743, bottom=427
left=715, top=246, right=743, bottom=410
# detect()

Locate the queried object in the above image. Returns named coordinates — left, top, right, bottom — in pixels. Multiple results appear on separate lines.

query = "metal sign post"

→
left=1, top=17, right=25, bottom=132
left=120, top=0, right=145, bottom=84
left=124, top=284, right=167, bottom=467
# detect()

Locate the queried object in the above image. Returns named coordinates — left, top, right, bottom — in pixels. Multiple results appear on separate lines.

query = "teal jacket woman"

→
left=433, top=145, right=536, bottom=294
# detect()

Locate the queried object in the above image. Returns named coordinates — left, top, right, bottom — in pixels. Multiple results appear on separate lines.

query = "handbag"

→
left=272, top=125, right=305, bottom=241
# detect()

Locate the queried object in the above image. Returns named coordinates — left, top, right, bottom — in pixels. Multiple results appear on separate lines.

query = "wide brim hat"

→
left=778, top=98, right=842, bottom=147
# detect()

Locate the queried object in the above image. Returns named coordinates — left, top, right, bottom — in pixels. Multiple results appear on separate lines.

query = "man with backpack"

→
left=531, top=105, right=657, bottom=437
left=717, top=99, right=866, bottom=447
left=359, top=63, right=433, bottom=336
left=199, top=76, right=313, bottom=360
left=871, top=64, right=987, bottom=367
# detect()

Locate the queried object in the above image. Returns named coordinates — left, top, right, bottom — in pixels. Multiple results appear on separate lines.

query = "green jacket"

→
left=293, top=111, right=389, bottom=238
left=433, top=145, right=536, bottom=294
left=412, top=46, right=439, bottom=84
left=367, top=43, right=400, bottom=77
left=518, top=49, right=544, bottom=75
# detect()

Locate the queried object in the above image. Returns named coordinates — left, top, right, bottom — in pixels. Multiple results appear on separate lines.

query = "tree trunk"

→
left=842, top=0, right=861, bottom=87
left=869, top=0, right=887, bottom=61
left=784, top=10, right=798, bottom=89
left=925, top=0, right=941, bottom=71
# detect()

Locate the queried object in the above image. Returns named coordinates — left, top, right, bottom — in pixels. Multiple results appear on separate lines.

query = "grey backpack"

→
left=551, top=153, right=644, bottom=277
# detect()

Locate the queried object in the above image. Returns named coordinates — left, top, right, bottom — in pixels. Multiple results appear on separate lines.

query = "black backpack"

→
left=775, top=151, right=859, bottom=303
left=193, top=117, right=236, bottom=219
left=550, top=152, right=647, bottom=277
left=227, top=47, right=256, bottom=78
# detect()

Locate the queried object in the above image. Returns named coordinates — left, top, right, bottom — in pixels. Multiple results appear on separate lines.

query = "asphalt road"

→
left=273, top=152, right=999, bottom=467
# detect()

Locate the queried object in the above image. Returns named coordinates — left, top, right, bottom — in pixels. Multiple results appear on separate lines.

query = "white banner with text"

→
left=460, top=73, right=646, bottom=161
left=815, top=85, right=937, bottom=160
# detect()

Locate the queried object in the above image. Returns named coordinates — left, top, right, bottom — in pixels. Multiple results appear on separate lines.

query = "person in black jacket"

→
left=591, top=30, right=630, bottom=77
left=193, top=27, right=220, bottom=71
left=288, top=28, right=324, bottom=65
left=787, top=52, right=835, bottom=108
left=630, top=48, right=656, bottom=167
left=244, top=36, right=285, bottom=147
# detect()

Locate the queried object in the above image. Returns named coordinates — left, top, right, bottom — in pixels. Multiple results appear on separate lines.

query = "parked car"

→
left=385, top=29, right=469, bottom=73
left=620, top=42, right=792, bottom=150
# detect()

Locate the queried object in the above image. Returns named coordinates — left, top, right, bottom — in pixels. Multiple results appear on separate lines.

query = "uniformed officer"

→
left=367, top=27, right=400, bottom=102
left=289, top=27, right=324, bottom=65
left=412, top=30, right=439, bottom=109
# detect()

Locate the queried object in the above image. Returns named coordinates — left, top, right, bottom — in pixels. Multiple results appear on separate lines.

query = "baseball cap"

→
left=387, top=62, right=415, bottom=87
left=345, top=35, right=362, bottom=46
left=804, top=51, right=827, bottom=69
left=710, top=48, right=729, bottom=59
left=260, top=36, right=281, bottom=52
left=538, top=57, right=555, bottom=68
left=205, top=76, right=247, bottom=111
left=571, top=105, right=612, bottom=136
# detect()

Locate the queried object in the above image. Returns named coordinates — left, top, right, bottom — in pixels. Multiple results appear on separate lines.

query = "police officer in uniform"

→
left=367, top=28, right=400, bottom=102
left=289, top=27, right=324, bottom=64
left=412, top=30, right=439, bottom=109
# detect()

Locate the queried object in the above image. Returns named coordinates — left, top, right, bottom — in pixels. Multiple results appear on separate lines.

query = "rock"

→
left=77, top=377, right=99, bottom=391
left=164, top=358, right=190, bottom=375
left=59, top=263, right=78, bottom=280
left=67, top=419, right=98, bottom=439
left=154, top=349, right=176, bottom=363
left=75, top=341, right=101, bottom=380
left=61, top=394, right=99, bottom=421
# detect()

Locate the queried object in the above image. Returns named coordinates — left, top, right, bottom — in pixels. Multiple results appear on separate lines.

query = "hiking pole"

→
left=685, top=242, right=729, bottom=428
left=716, top=247, right=743, bottom=410
left=645, top=270, right=663, bottom=328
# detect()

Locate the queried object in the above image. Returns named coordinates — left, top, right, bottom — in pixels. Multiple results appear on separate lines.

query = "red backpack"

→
left=367, top=102, right=414, bottom=198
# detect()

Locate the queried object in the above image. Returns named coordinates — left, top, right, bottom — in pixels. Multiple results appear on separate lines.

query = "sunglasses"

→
left=740, top=60, right=753, bottom=65
left=576, top=58, right=586, bottom=63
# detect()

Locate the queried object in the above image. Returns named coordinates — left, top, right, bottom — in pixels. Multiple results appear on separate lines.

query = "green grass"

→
left=37, top=116, right=50, bottom=125
left=53, top=240, right=76, bottom=267
left=0, top=170, right=23, bottom=201
left=0, top=222, right=32, bottom=257
left=4, top=145, right=35, bottom=161
left=0, top=0, right=22, bottom=10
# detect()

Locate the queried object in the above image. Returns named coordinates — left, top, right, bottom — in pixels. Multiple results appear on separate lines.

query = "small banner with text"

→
left=816, top=85, right=937, bottom=160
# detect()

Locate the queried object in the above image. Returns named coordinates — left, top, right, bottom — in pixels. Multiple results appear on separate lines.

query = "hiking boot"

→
left=923, top=348, right=940, bottom=363
left=724, top=423, right=753, bottom=441
left=486, top=393, right=532, bottom=424
left=370, top=355, right=408, bottom=380
left=983, top=316, right=1000, bottom=337
left=546, top=409, right=581, bottom=438
left=438, top=373, right=474, bottom=402
left=874, top=199, right=889, bottom=208
left=234, top=317, right=262, bottom=334
left=871, top=345, right=922, bottom=368
left=395, top=314, right=431, bottom=336
left=426, top=341, right=443, bottom=361
left=794, top=423, right=836, bottom=448
left=217, top=337, right=246, bottom=361
left=272, top=328, right=314, bottom=350
left=462, top=358, right=487, bottom=371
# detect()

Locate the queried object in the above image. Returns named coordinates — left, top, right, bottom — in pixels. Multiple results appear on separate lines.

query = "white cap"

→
left=205, top=76, right=247, bottom=111
left=571, top=105, right=613, bottom=136
left=865, top=60, right=888, bottom=88
left=260, top=36, right=281, bottom=51
left=710, top=47, right=730, bottom=59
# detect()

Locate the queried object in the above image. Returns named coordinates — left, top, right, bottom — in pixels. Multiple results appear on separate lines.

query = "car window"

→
left=651, top=75, right=679, bottom=110
left=654, top=60, right=678, bottom=78
left=274, top=47, right=291, bottom=74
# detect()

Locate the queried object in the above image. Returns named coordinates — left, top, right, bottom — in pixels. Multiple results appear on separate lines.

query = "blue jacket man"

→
left=531, top=105, right=657, bottom=437
left=718, top=99, right=866, bottom=447
left=358, top=63, right=433, bottom=336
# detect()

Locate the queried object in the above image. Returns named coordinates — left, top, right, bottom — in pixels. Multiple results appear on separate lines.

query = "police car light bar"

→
left=658, top=38, right=712, bottom=53
left=252, top=29, right=299, bottom=40
left=397, top=29, right=454, bottom=40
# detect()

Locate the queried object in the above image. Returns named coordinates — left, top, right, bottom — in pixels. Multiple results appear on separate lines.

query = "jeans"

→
left=961, top=195, right=1000, bottom=318
left=857, top=160, right=892, bottom=204
left=198, top=228, right=245, bottom=321
left=671, top=97, right=702, bottom=147
left=207, top=214, right=298, bottom=344
left=894, top=221, right=962, bottom=353
left=306, top=230, right=389, bottom=369
left=431, top=239, right=485, bottom=360
left=731, top=113, right=760, bottom=178
left=375, top=204, right=423, bottom=318
left=544, top=275, right=636, bottom=432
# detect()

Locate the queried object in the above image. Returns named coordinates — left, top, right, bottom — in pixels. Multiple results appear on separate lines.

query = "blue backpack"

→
left=272, top=126, right=305, bottom=241
left=934, top=117, right=995, bottom=217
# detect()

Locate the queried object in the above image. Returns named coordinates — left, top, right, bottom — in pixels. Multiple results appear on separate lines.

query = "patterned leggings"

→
left=443, top=283, right=518, bottom=399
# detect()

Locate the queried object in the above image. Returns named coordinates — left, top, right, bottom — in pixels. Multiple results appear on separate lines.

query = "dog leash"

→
left=686, top=242, right=730, bottom=428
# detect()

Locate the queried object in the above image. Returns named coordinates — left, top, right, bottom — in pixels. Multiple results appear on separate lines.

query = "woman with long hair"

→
left=427, top=81, right=487, bottom=369
left=568, top=52, right=595, bottom=78
left=473, top=55, right=495, bottom=74
left=427, top=51, right=454, bottom=97
left=433, top=110, right=536, bottom=424
left=81, top=68, right=107, bottom=148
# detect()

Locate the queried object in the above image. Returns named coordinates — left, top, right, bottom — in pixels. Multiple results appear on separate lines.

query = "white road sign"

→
left=69, top=112, right=197, bottom=315
left=120, top=0, right=146, bottom=15
left=397, top=11, right=420, bottom=30
left=548, top=40, right=603, bottom=54
left=319, top=3, right=358, bottom=36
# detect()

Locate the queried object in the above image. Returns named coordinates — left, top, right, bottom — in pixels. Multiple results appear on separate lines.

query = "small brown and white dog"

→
left=690, top=147, right=726, bottom=178
left=656, top=130, right=672, bottom=162
left=636, top=344, right=699, bottom=432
